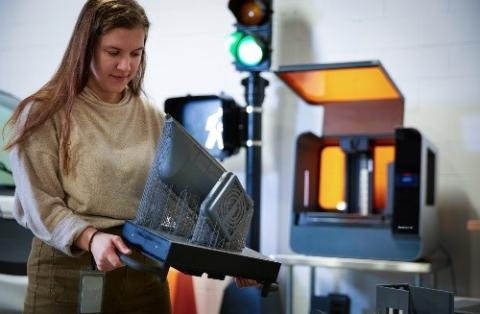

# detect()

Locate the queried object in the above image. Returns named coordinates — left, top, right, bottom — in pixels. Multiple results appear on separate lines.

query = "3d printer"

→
left=276, top=61, right=438, bottom=261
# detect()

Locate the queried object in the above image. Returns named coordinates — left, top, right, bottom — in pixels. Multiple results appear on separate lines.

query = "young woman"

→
left=6, top=0, right=170, bottom=312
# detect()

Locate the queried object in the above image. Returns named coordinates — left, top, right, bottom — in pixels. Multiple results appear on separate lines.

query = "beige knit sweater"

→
left=10, top=87, right=165, bottom=256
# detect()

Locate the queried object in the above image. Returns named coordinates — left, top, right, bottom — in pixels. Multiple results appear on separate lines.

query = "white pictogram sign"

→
left=205, top=108, right=224, bottom=150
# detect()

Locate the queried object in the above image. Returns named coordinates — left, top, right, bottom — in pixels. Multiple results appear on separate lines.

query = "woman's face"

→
left=88, top=26, right=145, bottom=103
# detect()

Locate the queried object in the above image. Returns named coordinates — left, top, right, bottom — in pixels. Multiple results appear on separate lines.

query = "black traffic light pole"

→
left=243, top=72, right=269, bottom=251
left=227, top=0, right=272, bottom=251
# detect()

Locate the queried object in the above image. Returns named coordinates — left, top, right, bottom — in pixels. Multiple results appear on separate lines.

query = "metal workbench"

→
left=271, top=253, right=448, bottom=314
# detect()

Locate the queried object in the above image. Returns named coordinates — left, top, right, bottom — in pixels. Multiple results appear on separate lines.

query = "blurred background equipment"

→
left=276, top=61, right=439, bottom=261
left=0, top=90, right=32, bottom=276
left=310, top=293, right=350, bottom=314
left=376, top=284, right=454, bottom=314
left=0, top=90, right=31, bottom=313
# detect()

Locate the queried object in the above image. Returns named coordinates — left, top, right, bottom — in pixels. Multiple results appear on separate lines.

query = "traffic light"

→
left=227, top=0, right=272, bottom=72
left=164, top=95, right=245, bottom=161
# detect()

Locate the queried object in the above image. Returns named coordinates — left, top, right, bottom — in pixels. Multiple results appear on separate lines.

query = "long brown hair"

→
left=5, top=0, right=150, bottom=174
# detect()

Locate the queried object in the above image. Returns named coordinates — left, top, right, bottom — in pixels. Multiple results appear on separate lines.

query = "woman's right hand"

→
left=90, top=232, right=132, bottom=271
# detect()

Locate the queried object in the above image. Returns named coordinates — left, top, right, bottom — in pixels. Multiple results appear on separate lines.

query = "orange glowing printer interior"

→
left=319, top=145, right=395, bottom=213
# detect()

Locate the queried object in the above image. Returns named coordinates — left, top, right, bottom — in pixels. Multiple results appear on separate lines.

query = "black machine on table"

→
left=276, top=61, right=439, bottom=261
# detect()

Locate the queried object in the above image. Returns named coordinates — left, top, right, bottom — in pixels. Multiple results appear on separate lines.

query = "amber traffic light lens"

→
left=239, top=1, right=266, bottom=26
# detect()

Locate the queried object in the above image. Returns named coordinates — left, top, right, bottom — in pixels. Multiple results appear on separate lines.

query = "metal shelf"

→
left=270, top=253, right=449, bottom=314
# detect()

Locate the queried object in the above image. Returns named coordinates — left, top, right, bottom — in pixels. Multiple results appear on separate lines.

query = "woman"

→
left=6, top=0, right=171, bottom=312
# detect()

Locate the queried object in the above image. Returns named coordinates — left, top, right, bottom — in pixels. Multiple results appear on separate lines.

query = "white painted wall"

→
left=1, top=1, right=479, bottom=313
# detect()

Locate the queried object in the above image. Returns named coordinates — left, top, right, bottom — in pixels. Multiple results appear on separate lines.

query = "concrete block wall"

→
left=1, top=1, right=479, bottom=313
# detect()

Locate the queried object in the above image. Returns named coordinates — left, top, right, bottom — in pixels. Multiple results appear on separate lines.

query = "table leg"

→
left=414, top=273, right=423, bottom=287
left=310, top=266, right=316, bottom=313
left=285, top=265, right=293, bottom=314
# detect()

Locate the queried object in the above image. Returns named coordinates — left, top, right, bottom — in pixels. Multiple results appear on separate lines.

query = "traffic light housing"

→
left=164, top=95, right=245, bottom=161
left=228, top=0, right=272, bottom=72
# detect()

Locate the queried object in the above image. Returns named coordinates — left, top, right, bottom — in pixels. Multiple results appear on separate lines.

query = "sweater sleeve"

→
left=10, top=118, right=90, bottom=256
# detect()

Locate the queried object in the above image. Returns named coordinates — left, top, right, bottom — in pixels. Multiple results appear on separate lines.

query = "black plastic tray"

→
left=121, top=221, right=281, bottom=296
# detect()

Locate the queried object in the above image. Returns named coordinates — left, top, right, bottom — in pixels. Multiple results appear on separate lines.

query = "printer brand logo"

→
left=397, top=225, right=414, bottom=230
left=205, top=108, right=224, bottom=150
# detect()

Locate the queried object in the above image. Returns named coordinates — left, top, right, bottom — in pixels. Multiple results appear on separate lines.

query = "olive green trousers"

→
left=24, top=236, right=171, bottom=314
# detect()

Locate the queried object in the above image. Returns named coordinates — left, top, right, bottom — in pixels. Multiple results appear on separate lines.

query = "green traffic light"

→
left=228, top=31, right=244, bottom=59
left=228, top=0, right=272, bottom=71
left=237, top=35, right=265, bottom=66
left=227, top=31, right=266, bottom=67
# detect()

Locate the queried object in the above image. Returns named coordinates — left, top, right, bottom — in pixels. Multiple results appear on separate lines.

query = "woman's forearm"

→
left=74, top=226, right=98, bottom=252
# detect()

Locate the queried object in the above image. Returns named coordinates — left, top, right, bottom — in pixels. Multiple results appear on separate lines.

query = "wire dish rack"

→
left=134, top=115, right=253, bottom=252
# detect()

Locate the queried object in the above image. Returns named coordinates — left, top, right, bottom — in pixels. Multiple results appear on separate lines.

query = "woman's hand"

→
left=74, top=227, right=132, bottom=271
left=234, top=277, right=260, bottom=288
left=89, top=232, right=132, bottom=271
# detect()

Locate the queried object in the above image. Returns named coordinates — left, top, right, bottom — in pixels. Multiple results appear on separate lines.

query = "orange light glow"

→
left=279, top=66, right=401, bottom=104
left=319, top=146, right=345, bottom=210
left=373, top=146, right=395, bottom=211
left=239, top=1, right=266, bottom=25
